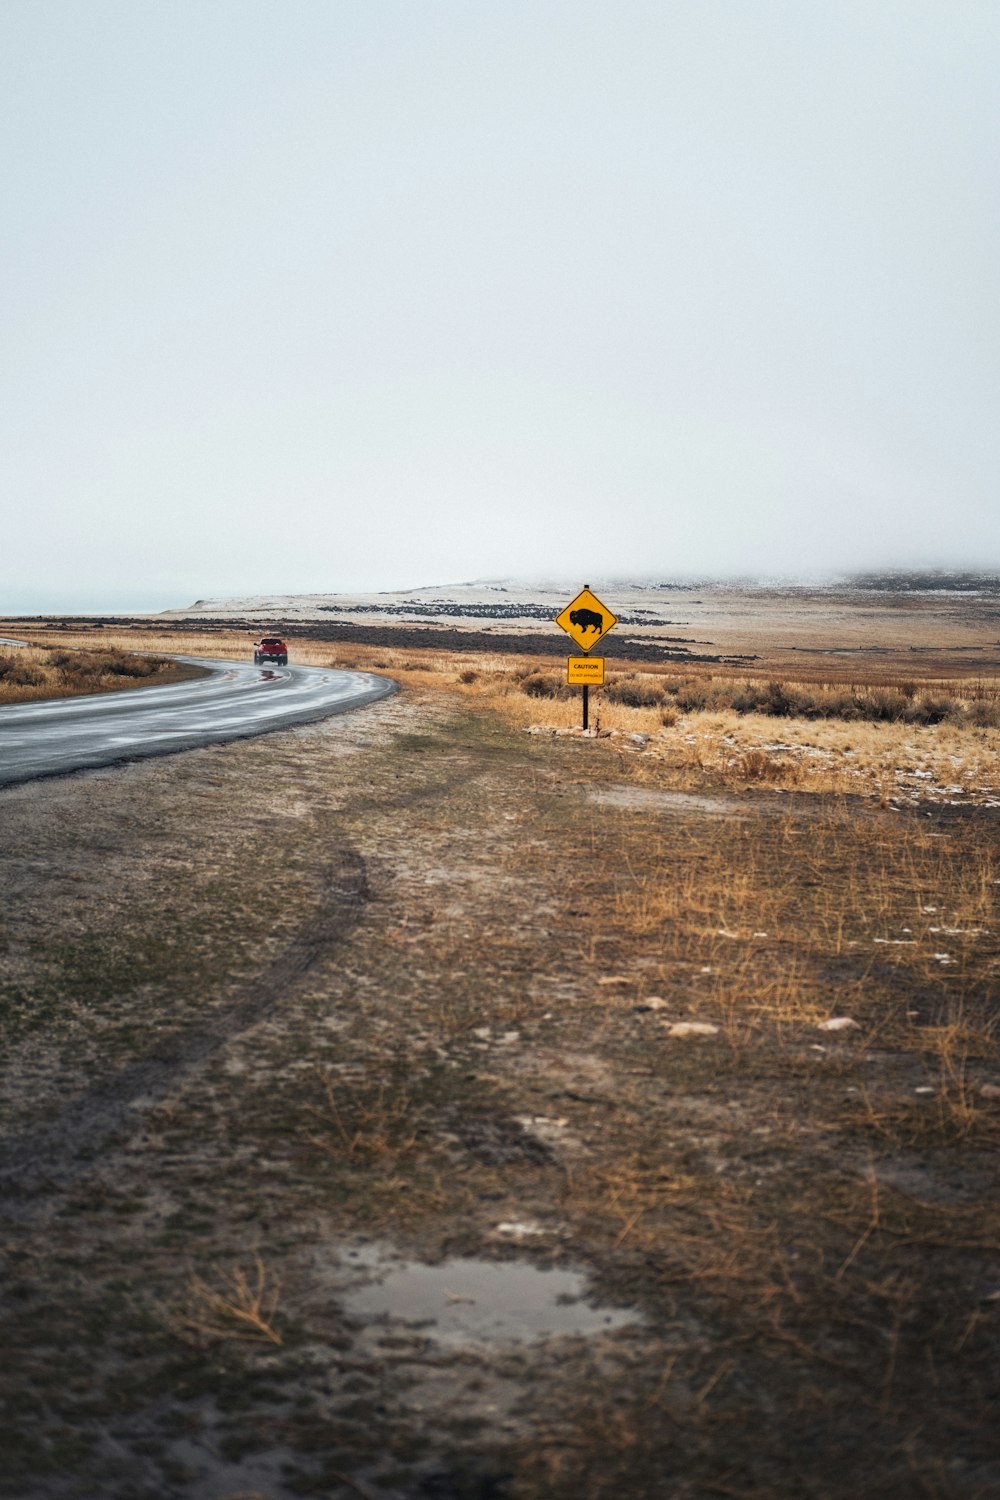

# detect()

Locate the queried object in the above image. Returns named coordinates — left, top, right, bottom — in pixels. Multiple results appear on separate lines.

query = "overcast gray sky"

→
left=2, top=1, right=997, bottom=610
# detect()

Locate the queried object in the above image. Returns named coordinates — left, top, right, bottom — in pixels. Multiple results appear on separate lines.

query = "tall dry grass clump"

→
left=0, top=645, right=181, bottom=705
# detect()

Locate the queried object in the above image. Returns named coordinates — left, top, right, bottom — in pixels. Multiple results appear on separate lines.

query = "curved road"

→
left=0, top=656, right=397, bottom=788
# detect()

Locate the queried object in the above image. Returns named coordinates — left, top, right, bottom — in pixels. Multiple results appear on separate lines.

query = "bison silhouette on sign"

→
left=569, top=607, right=604, bottom=635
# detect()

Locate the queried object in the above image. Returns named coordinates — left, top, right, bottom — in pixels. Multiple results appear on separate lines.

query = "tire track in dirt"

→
left=0, top=847, right=370, bottom=1216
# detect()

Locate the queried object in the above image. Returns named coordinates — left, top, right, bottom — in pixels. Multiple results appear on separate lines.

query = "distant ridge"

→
left=846, top=571, right=1000, bottom=594
left=167, top=571, right=1000, bottom=619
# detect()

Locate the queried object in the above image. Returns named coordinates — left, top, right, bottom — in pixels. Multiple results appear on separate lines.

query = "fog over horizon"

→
left=3, top=2, right=998, bottom=615
left=9, top=563, right=1000, bottom=620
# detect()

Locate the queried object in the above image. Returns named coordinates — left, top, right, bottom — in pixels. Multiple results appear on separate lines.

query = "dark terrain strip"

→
left=7, top=615, right=753, bottom=663
left=0, top=848, right=369, bottom=1215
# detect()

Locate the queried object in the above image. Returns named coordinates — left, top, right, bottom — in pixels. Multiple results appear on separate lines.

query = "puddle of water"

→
left=340, top=1247, right=639, bottom=1346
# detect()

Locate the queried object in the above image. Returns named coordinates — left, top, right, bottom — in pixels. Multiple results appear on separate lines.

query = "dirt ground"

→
left=2, top=637, right=1000, bottom=1497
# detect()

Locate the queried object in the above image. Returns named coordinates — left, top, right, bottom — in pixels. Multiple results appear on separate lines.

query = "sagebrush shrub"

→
left=604, top=676, right=665, bottom=708
left=0, top=655, right=44, bottom=686
left=521, top=673, right=560, bottom=699
left=968, top=700, right=1000, bottom=728
left=734, top=749, right=782, bottom=781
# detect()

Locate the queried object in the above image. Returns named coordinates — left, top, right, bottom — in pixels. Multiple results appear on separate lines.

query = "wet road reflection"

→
left=0, top=656, right=397, bottom=787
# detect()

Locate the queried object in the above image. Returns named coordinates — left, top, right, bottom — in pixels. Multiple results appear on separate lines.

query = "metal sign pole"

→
left=578, top=579, right=587, bottom=732
left=581, top=582, right=590, bottom=731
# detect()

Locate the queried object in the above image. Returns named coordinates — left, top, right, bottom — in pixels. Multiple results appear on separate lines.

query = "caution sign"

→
left=554, top=586, right=618, bottom=653
left=567, top=656, right=604, bottom=685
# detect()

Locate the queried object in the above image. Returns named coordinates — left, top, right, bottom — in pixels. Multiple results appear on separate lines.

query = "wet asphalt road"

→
left=0, top=656, right=397, bottom=788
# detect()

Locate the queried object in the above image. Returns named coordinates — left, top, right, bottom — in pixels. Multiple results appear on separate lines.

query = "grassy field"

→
left=0, top=617, right=998, bottom=1497
left=6, top=616, right=1000, bottom=805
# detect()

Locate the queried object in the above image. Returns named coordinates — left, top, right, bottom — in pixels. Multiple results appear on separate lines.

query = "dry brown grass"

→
left=172, top=1255, right=283, bottom=1347
left=301, top=1065, right=425, bottom=1167
left=848, top=1007, right=1000, bottom=1145
left=486, top=683, right=1000, bottom=806
left=508, top=776, right=1000, bottom=1095
left=0, top=643, right=194, bottom=705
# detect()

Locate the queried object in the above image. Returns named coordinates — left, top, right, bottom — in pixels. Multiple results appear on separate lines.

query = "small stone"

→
left=817, top=1017, right=860, bottom=1032
left=597, top=975, right=631, bottom=987
left=980, top=1083, right=1000, bottom=1100
left=627, top=732, right=649, bottom=746
left=666, top=1021, right=720, bottom=1038
left=634, top=996, right=668, bottom=1011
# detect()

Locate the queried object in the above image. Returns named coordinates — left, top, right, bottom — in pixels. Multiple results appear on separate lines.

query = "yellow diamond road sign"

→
left=554, top=587, right=618, bottom=653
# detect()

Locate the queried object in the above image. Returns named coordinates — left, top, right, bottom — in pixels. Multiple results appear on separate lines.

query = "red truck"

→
left=253, top=636, right=289, bottom=666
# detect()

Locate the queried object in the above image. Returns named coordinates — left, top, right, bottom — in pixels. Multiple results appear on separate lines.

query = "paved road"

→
left=0, top=656, right=397, bottom=788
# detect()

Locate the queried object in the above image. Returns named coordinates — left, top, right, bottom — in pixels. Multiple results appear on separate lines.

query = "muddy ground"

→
left=2, top=686, right=1000, bottom=1498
